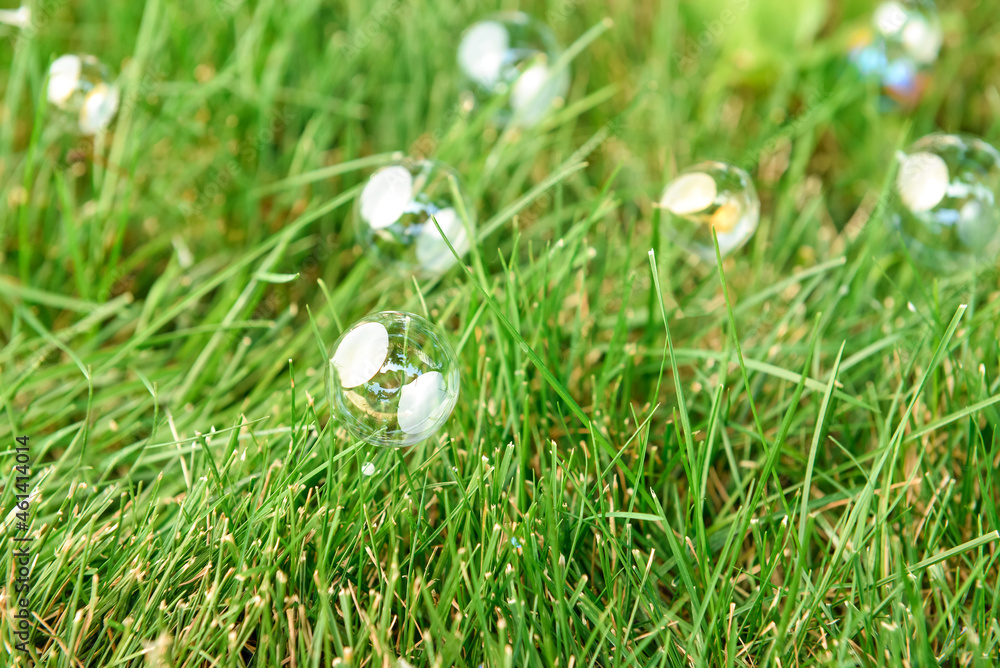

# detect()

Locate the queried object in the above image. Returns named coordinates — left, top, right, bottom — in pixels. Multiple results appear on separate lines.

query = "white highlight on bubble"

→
left=874, top=1, right=907, bottom=35
left=397, top=371, right=452, bottom=436
left=660, top=172, right=718, bottom=215
left=416, top=208, right=469, bottom=273
left=361, top=462, right=376, bottom=476
left=957, top=199, right=991, bottom=246
left=47, top=55, right=82, bottom=107
left=897, top=151, right=949, bottom=213
left=332, top=321, right=389, bottom=389
left=0, top=6, right=31, bottom=29
left=457, top=20, right=510, bottom=87
left=510, top=62, right=552, bottom=120
left=901, top=16, right=941, bottom=64
left=360, top=166, right=414, bottom=230
left=79, top=83, right=120, bottom=135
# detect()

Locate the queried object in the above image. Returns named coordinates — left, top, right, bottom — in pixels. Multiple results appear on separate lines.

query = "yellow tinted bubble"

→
left=46, top=54, right=120, bottom=135
left=660, top=161, right=760, bottom=262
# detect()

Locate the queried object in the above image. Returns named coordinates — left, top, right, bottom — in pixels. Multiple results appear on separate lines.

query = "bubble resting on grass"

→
left=354, top=159, right=475, bottom=277
left=660, top=161, right=760, bottom=262
left=848, top=0, right=942, bottom=107
left=47, top=54, right=120, bottom=135
left=457, top=12, right=570, bottom=127
left=330, top=311, right=460, bottom=448
left=891, top=133, right=1000, bottom=272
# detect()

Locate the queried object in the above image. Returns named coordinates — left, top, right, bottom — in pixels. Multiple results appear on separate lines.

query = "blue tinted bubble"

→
left=883, top=59, right=916, bottom=90
left=848, top=0, right=942, bottom=108
left=851, top=44, right=888, bottom=76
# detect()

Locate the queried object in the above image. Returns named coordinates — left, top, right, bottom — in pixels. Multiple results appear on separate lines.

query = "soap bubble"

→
left=848, top=0, right=942, bottom=107
left=660, top=161, right=760, bottom=262
left=330, top=311, right=461, bottom=447
left=46, top=54, right=120, bottom=135
left=891, top=133, right=1000, bottom=271
left=354, top=159, right=475, bottom=277
left=457, top=12, right=570, bottom=127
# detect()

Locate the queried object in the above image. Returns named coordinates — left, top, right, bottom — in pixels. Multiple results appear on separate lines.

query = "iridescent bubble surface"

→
left=331, top=311, right=461, bottom=448
left=891, top=133, right=1000, bottom=271
left=660, top=161, right=760, bottom=262
left=457, top=12, right=570, bottom=127
left=354, top=159, right=475, bottom=276
left=848, top=0, right=942, bottom=107
left=46, top=54, right=120, bottom=135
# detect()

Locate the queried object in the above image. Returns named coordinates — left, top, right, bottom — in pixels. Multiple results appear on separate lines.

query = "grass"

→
left=1, top=0, right=1000, bottom=665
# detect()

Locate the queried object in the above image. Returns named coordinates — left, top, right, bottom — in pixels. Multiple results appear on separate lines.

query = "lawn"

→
left=1, top=0, right=999, bottom=666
